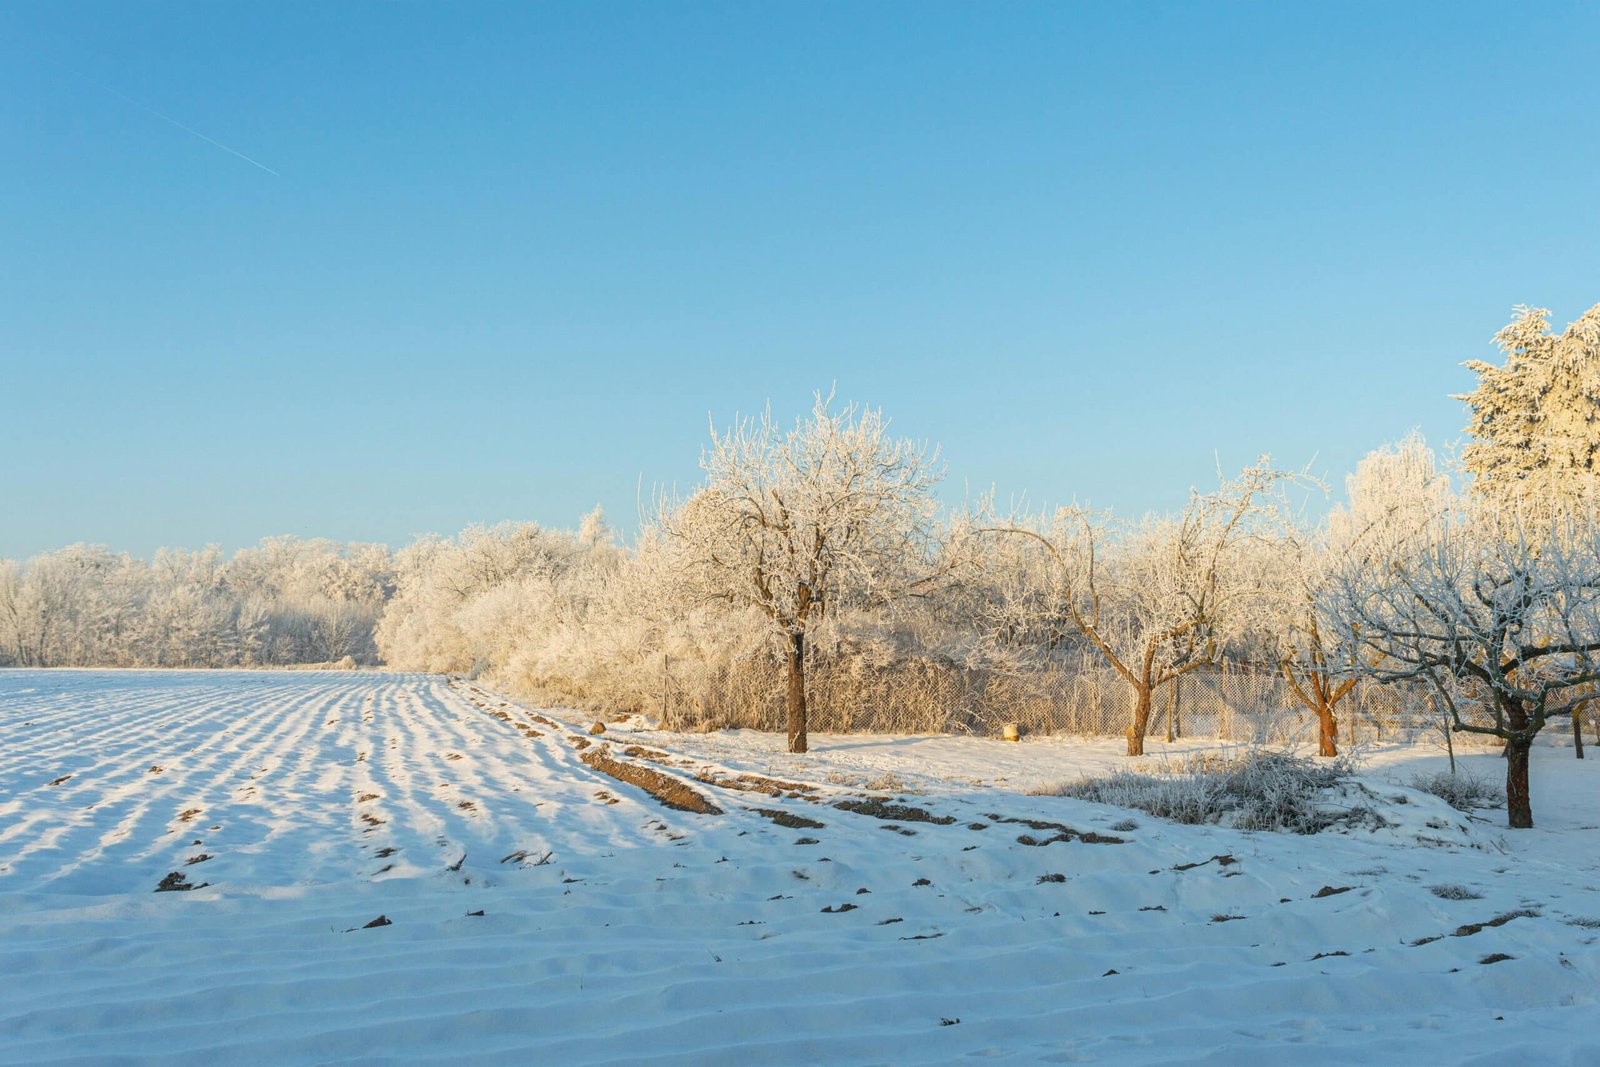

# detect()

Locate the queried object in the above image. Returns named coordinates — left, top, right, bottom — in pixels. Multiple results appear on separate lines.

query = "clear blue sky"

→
left=4, top=2, right=1597, bottom=558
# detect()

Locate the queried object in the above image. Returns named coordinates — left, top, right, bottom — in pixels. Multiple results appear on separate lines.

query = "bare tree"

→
left=1323, top=506, right=1600, bottom=828
left=653, top=394, right=944, bottom=753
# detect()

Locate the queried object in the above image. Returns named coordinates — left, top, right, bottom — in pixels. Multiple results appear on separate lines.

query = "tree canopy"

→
left=1459, top=304, right=1600, bottom=516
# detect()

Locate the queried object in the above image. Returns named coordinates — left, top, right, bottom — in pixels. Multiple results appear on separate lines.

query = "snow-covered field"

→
left=2, top=671, right=1598, bottom=1064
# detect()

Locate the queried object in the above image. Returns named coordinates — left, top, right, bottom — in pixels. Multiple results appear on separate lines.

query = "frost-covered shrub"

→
left=1409, top=771, right=1504, bottom=812
left=1037, top=749, right=1373, bottom=834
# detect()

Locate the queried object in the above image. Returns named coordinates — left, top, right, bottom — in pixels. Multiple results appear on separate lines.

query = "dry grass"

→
left=506, top=651, right=1438, bottom=743
left=1409, top=770, right=1504, bottom=812
left=1430, top=884, right=1484, bottom=900
left=1034, top=749, right=1379, bottom=834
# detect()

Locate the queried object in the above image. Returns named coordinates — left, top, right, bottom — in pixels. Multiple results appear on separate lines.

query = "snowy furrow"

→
left=2, top=670, right=1598, bottom=1064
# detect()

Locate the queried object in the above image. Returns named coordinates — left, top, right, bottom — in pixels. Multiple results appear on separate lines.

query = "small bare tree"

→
left=983, top=459, right=1286, bottom=756
left=1324, top=506, right=1600, bottom=828
left=653, top=394, right=944, bottom=753
left=1269, top=436, right=1453, bottom=757
left=1268, top=533, right=1356, bottom=757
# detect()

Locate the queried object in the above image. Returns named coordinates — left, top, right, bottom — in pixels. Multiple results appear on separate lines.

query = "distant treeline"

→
left=0, top=539, right=393, bottom=668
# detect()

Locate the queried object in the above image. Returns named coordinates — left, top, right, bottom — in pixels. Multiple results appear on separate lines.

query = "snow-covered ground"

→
left=2, top=670, right=1597, bottom=1065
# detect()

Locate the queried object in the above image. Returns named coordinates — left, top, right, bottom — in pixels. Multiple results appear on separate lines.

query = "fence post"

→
left=1351, top=682, right=1360, bottom=747
left=1221, top=664, right=1233, bottom=741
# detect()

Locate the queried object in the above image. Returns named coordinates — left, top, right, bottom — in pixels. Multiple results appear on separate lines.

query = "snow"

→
left=2, top=669, right=1598, bottom=1064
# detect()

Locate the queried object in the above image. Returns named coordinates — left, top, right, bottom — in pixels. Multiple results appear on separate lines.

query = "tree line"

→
left=0, top=538, right=393, bottom=669
left=6, top=302, right=1599, bottom=828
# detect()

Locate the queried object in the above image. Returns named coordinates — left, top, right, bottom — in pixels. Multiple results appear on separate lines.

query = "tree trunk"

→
left=785, top=630, right=807, bottom=754
left=1573, top=707, right=1585, bottom=760
left=1126, top=683, right=1152, bottom=757
left=1443, top=716, right=1456, bottom=777
left=1317, top=702, right=1339, bottom=758
left=1505, top=737, right=1533, bottom=829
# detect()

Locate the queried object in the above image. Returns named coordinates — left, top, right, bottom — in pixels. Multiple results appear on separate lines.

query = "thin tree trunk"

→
left=1127, top=683, right=1152, bottom=757
left=785, top=631, right=807, bottom=754
left=1441, top=696, right=1457, bottom=775
left=1505, top=737, right=1533, bottom=829
left=661, top=653, right=670, bottom=730
left=1573, top=707, right=1585, bottom=760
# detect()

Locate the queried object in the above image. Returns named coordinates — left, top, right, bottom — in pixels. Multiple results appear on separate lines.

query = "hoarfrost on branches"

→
left=1458, top=303, right=1600, bottom=521
left=650, top=393, right=946, bottom=753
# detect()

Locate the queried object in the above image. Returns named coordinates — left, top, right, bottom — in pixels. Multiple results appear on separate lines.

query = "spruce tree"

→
left=1457, top=304, right=1600, bottom=516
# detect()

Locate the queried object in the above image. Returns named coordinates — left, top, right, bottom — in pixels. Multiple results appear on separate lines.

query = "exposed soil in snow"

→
left=2, top=669, right=1598, bottom=1064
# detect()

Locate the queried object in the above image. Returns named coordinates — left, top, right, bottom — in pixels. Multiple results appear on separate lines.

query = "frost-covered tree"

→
left=1328, top=432, right=1454, bottom=550
left=376, top=517, right=624, bottom=683
left=0, top=559, right=27, bottom=666
left=652, top=394, right=944, bottom=753
left=221, top=538, right=393, bottom=664
left=1270, top=434, right=1456, bottom=756
left=984, top=460, right=1286, bottom=756
left=1324, top=504, right=1600, bottom=828
left=1458, top=303, right=1600, bottom=518
left=1256, top=525, right=1354, bottom=757
left=378, top=523, right=576, bottom=673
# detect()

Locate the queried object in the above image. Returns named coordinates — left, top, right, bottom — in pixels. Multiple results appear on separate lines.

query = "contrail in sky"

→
left=126, top=97, right=281, bottom=177
left=55, top=59, right=282, bottom=177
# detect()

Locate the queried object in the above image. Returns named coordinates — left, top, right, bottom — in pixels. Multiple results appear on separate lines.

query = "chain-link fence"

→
left=642, top=652, right=1445, bottom=744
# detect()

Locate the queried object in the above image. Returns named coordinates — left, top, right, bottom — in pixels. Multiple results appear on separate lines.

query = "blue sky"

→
left=3, top=2, right=1597, bottom=558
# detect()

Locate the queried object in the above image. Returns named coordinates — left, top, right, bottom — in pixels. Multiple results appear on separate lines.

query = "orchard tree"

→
left=985, top=460, right=1286, bottom=756
left=1272, top=434, right=1455, bottom=756
left=1324, top=506, right=1600, bottom=829
left=654, top=394, right=944, bottom=753
left=1458, top=303, right=1600, bottom=517
left=1264, top=528, right=1355, bottom=757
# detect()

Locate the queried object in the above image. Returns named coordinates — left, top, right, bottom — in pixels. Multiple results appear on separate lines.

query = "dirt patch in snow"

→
left=622, top=745, right=675, bottom=762
left=753, top=807, right=826, bottom=830
left=1453, top=909, right=1539, bottom=938
left=580, top=746, right=722, bottom=815
left=699, top=770, right=819, bottom=797
left=985, top=813, right=1125, bottom=846
left=834, top=798, right=955, bottom=825
left=155, top=871, right=208, bottom=892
